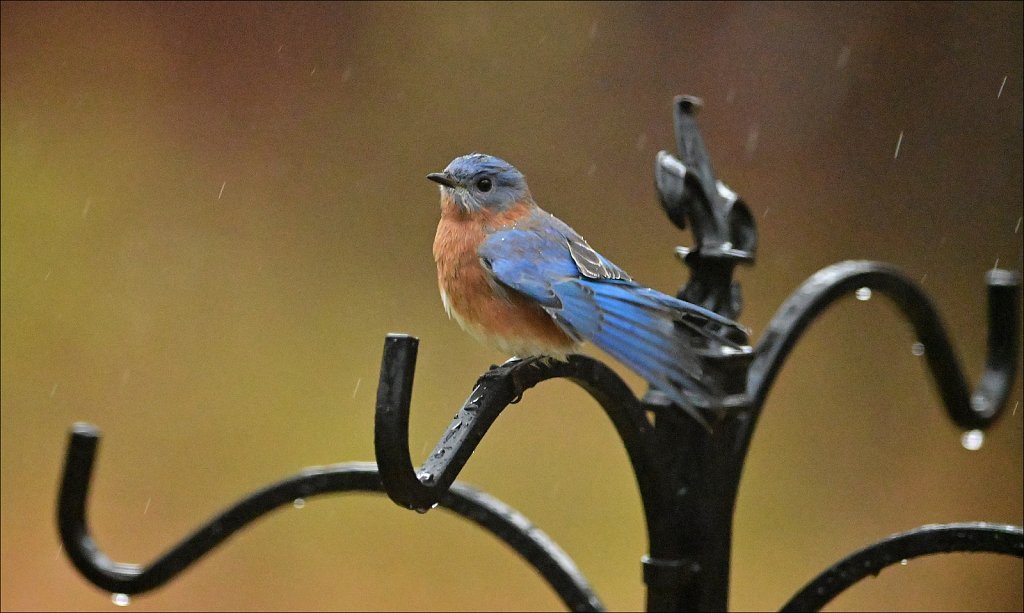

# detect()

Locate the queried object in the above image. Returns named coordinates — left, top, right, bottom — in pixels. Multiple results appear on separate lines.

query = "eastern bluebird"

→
left=427, top=153, right=746, bottom=427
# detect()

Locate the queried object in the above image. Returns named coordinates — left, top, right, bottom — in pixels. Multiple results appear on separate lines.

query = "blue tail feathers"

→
left=552, top=278, right=747, bottom=429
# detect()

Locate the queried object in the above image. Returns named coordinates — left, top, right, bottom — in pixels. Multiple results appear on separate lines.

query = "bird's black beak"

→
left=426, top=172, right=458, bottom=188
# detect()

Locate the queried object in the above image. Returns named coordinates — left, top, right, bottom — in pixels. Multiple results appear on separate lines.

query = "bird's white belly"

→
left=440, top=287, right=576, bottom=359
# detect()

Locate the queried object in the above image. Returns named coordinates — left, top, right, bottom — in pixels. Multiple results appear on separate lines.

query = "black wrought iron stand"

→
left=56, top=96, right=1023, bottom=612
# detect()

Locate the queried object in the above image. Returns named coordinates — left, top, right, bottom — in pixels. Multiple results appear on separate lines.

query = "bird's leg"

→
left=501, top=355, right=548, bottom=403
left=489, top=356, right=527, bottom=370
left=497, top=355, right=547, bottom=368
left=488, top=356, right=563, bottom=404
left=534, top=355, right=559, bottom=369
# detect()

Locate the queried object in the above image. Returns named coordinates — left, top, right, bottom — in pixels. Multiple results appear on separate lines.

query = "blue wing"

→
left=479, top=214, right=746, bottom=426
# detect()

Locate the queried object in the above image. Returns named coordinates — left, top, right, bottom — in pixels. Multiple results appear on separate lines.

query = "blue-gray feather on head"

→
left=428, top=153, right=533, bottom=212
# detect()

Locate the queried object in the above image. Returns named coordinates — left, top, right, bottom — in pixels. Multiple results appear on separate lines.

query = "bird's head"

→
left=427, top=153, right=533, bottom=214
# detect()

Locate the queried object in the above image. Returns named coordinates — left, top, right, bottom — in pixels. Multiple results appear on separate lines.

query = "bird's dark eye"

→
left=477, top=178, right=492, bottom=192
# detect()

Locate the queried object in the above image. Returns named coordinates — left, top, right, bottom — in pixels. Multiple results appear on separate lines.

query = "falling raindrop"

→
left=960, top=429, right=984, bottom=451
left=997, top=75, right=1007, bottom=98
left=911, top=342, right=925, bottom=356
left=745, top=124, right=760, bottom=156
left=293, top=498, right=306, bottom=509
left=893, top=131, right=904, bottom=159
left=855, top=287, right=872, bottom=301
left=835, top=45, right=851, bottom=69
left=111, top=593, right=131, bottom=607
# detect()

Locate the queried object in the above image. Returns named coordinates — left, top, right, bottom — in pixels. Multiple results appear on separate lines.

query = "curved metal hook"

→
left=780, top=522, right=1024, bottom=612
left=747, top=261, right=1020, bottom=430
left=374, top=334, right=664, bottom=527
left=57, top=423, right=603, bottom=611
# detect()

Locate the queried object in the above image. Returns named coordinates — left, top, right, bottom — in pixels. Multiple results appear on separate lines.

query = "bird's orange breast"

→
left=432, top=203, right=575, bottom=357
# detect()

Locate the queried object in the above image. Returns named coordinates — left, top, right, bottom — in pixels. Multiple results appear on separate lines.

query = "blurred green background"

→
left=2, top=2, right=1021, bottom=611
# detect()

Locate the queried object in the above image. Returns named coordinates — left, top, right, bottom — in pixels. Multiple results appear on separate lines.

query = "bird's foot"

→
left=505, top=356, right=557, bottom=402
left=517, top=355, right=557, bottom=370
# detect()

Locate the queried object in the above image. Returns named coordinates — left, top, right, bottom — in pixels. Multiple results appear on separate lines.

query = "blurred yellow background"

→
left=2, top=2, right=1021, bottom=611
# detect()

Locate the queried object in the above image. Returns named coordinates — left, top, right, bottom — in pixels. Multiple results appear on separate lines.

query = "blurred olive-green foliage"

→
left=2, top=2, right=1021, bottom=611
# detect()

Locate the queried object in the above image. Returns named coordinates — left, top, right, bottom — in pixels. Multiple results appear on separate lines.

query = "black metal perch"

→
left=58, top=424, right=603, bottom=611
left=57, top=95, right=1022, bottom=611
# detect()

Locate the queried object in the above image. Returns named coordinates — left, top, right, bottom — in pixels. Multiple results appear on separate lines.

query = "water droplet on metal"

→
left=855, top=287, right=872, bottom=301
left=960, top=429, right=984, bottom=451
left=911, top=342, right=925, bottom=356
left=899, top=559, right=908, bottom=566
left=293, top=498, right=306, bottom=509
left=111, top=593, right=131, bottom=607
left=414, top=502, right=439, bottom=515
left=418, top=472, right=434, bottom=484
